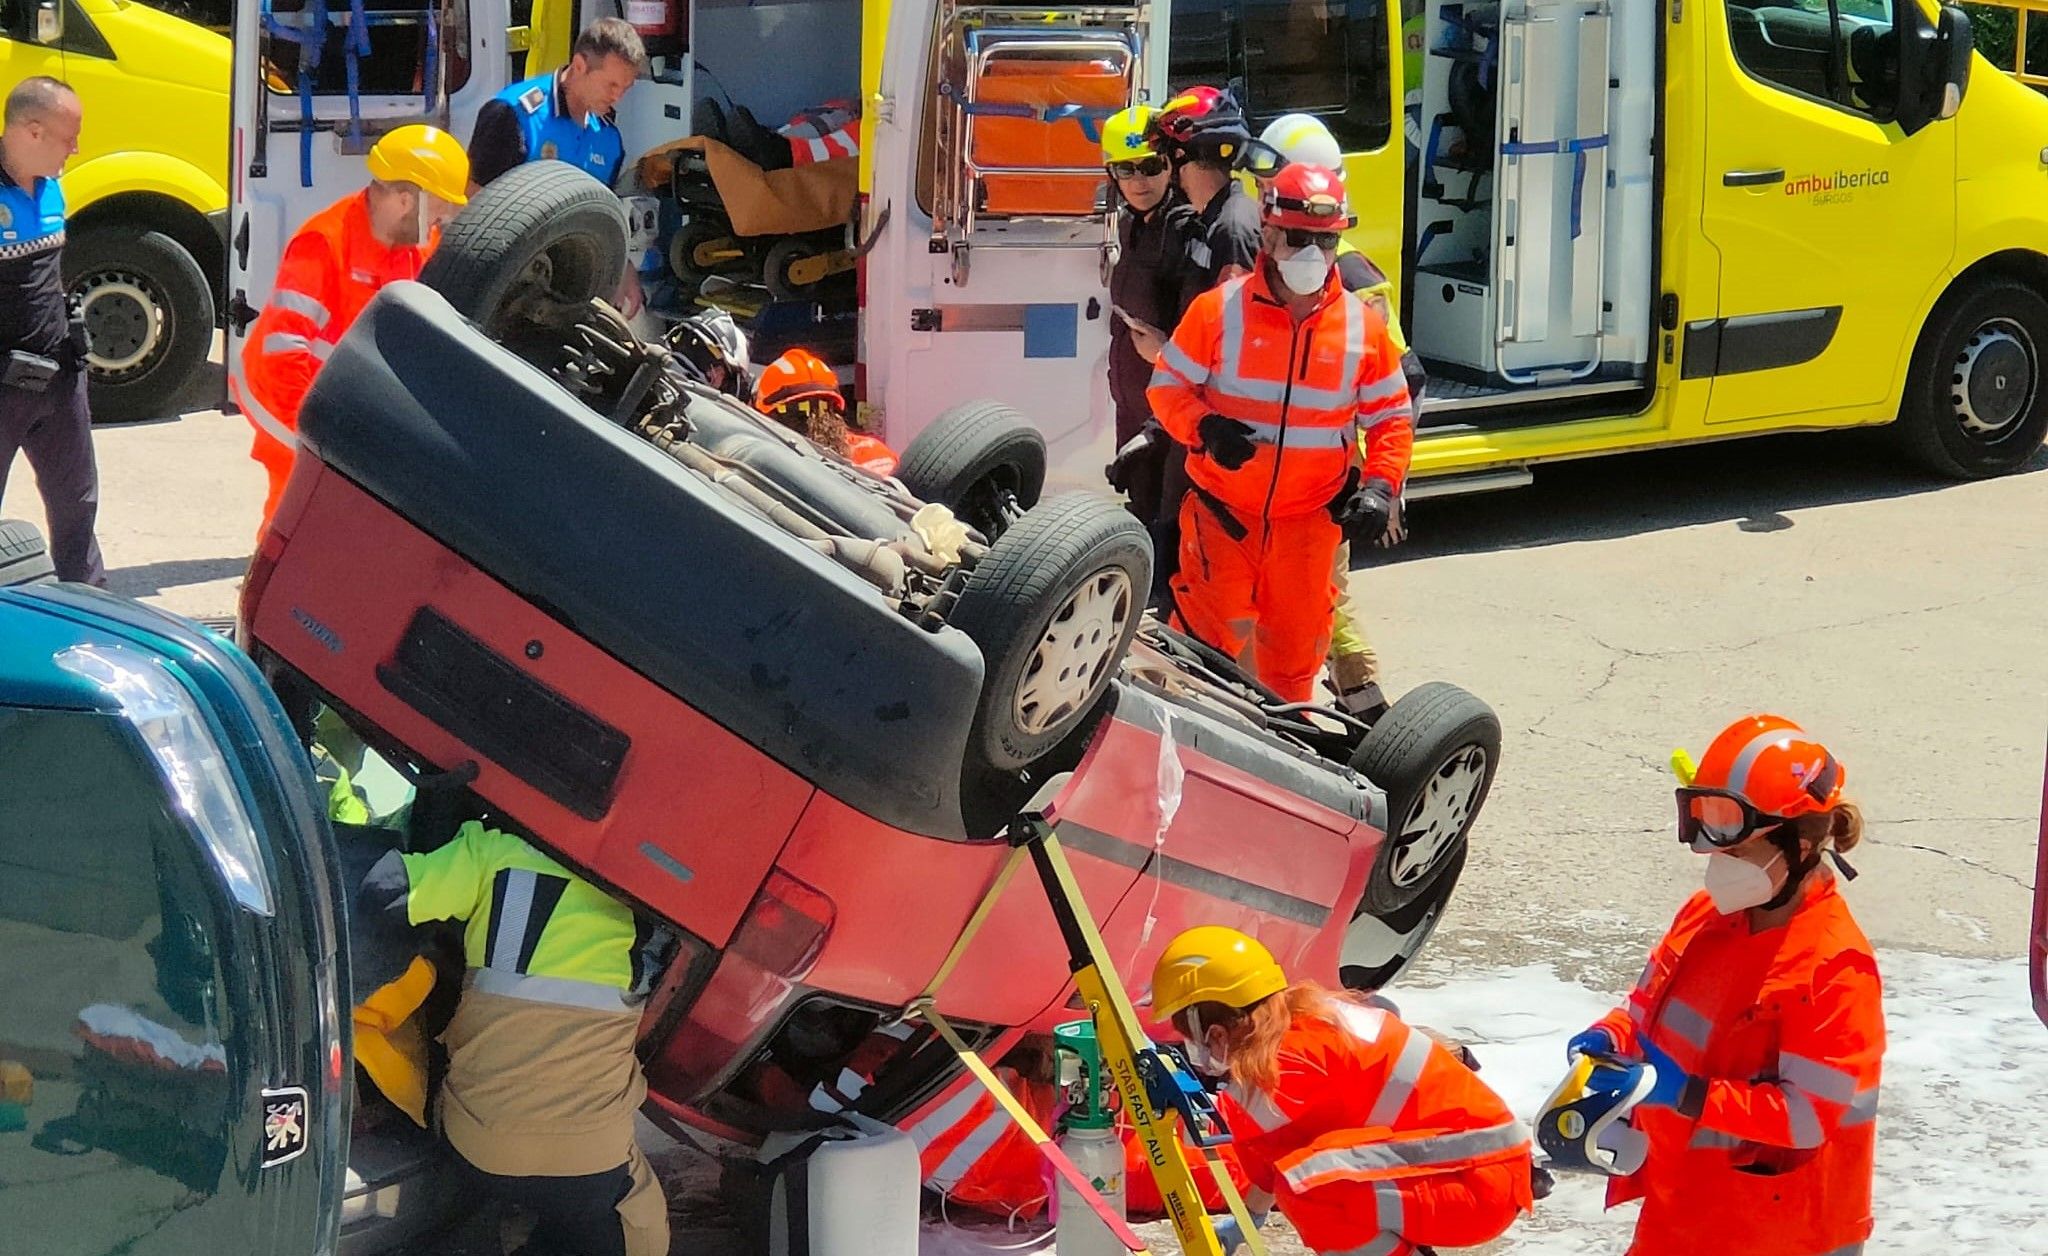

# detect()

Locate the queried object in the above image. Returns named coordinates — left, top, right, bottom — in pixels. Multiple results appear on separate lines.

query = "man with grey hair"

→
left=0, top=76, right=104, bottom=585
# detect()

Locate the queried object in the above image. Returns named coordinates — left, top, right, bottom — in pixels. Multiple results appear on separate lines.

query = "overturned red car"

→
left=238, top=164, right=1500, bottom=1144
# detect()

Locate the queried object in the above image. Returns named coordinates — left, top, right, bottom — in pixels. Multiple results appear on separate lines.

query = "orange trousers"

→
left=1277, top=1159, right=1533, bottom=1255
left=1169, top=492, right=1341, bottom=703
left=251, top=428, right=294, bottom=534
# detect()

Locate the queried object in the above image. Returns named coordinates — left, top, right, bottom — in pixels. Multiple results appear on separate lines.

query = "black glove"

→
left=1196, top=413, right=1257, bottom=471
left=1106, top=421, right=1163, bottom=492
left=1329, top=471, right=1396, bottom=542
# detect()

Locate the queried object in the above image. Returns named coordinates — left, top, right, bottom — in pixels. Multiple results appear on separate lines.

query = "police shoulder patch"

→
left=519, top=86, right=547, bottom=113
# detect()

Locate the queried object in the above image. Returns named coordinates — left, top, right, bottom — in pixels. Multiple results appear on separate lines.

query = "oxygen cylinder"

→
left=1052, top=1021, right=1126, bottom=1256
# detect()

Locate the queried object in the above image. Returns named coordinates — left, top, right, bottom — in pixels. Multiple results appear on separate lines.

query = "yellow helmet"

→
left=1101, top=105, right=1161, bottom=163
left=366, top=125, right=470, bottom=205
left=1150, top=926, right=1287, bottom=1020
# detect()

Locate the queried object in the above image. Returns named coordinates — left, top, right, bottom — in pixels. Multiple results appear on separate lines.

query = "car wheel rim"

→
left=77, top=272, right=166, bottom=376
left=1388, top=744, right=1488, bottom=888
left=1951, top=318, right=2036, bottom=442
left=1013, top=567, right=1133, bottom=736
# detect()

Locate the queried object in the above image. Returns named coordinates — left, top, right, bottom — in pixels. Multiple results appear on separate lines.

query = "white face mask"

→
left=1181, top=1009, right=1231, bottom=1079
left=1703, top=849, right=1784, bottom=914
left=1274, top=245, right=1331, bottom=295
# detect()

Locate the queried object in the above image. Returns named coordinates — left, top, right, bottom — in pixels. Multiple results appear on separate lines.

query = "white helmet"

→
left=1257, top=113, right=1344, bottom=179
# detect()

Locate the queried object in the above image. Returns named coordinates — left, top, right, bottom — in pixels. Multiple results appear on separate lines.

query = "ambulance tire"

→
left=1897, top=277, right=2048, bottom=479
left=65, top=227, right=216, bottom=425
left=419, top=164, right=627, bottom=338
left=0, top=520, right=56, bottom=587
left=949, top=494, right=1150, bottom=772
left=1349, top=682, right=1499, bottom=917
left=897, top=401, right=1047, bottom=542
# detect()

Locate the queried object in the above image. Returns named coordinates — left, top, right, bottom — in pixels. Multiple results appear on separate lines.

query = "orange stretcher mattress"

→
left=971, top=57, right=1128, bottom=216
left=636, top=135, right=857, bottom=238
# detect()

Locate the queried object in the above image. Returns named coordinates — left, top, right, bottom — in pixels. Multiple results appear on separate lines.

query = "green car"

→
left=0, top=524, right=450, bottom=1254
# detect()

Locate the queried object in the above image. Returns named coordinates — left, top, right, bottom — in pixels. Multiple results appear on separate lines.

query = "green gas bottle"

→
left=1052, top=1019, right=1126, bottom=1256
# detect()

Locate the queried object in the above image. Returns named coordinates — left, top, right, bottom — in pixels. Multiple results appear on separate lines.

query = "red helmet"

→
left=754, top=348, right=844, bottom=415
left=1150, top=86, right=1249, bottom=165
left=1678, top=715, right=1845, bottom=849
left=1261, top=163, right=1354, bottom=232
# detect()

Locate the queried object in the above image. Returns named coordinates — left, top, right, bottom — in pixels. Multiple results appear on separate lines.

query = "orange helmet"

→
left=754, top=348, right=843, bottom=415
left=1677, top=715, right=1845, bottom=849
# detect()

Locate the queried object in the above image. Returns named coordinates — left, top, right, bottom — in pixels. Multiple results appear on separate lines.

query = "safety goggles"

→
left=1240, top=138, right=1289, bottom=179
left=1279, top=228, right=1342, bottom=251
left=1107, top=155, right=1170, bottom=179
left=1674, top=787, right=1788, bottom=850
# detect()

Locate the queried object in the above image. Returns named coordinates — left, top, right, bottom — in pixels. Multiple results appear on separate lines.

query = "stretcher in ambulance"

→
left=227, top=0, right=2039, bottom=506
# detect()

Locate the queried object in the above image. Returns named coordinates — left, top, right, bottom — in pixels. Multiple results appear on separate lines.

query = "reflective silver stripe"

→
left=929, top=1104, right=1010, bottom=1190
left=1329, top=1231, right=1404, bottom=1256
left=272, top=288, right=332, bottom=328
left=1725, top=728, right=1791, bottom=800
left=907, top=1086, right=984, bottom=1149
left=1840, top=1085, right=1879, bottom=1127
left=1356, top=372, right=1407, bottom=407
left=1366, top=1025, right=1435, bottom=1127
left=1821, top=1245, right=1864, bottom=1256
left=1373, top=1181, right=1404, bottom=1240
left=1690, top=1127, right=1750, bottom=1151
left=1227, top=1082, right=1287, bottom=1134
left=1215, top=278, right=1252, bottom=390
left=1781, top=1083, right=1825, bottom=1148
left=261, top=332, right=332, bottom=361
left=1158, top=339, right=1209, bottom=386
left=239, top=390, right=300, bottom=450
left=1779, top=1053, right=1858, bottom=1106
left=1237, top=418, right=1357, bottom=449
left=488, top=869, right=539, bottom=971
left=467, top=968, right=632, bottom=1011
left=1283, top=1120, right=1527, bottom=1187
left=1358, top=403, right=1412, bottom=431
left=1659, top=999, right=1712, bottom=1051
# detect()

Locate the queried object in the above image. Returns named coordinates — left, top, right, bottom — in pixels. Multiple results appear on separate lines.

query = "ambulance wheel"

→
left=1897, top=276, right=2048, bottom=478
left=1348, top=682, right=1499, bottom=917
left=419, top=163, right=627, bottom=338
left=949, top=494, right=1150, bottom=773
left=64, top=227, right=215, bottom=425
left=897, top=401, right=1047, bottom=542
left=763, top=237, right=824, bottom=301
left=0, top=520, right=56, bottom=587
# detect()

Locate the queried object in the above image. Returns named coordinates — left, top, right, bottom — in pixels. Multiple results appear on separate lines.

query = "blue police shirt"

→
left=0, top=166, right=68, bottom=356
left=470, top=72, right=625, bottom=189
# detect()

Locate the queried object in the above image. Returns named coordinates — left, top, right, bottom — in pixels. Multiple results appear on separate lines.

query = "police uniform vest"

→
left=494, top=72, right=626, bottom=183
left=0, top=169, right=71, bottom=358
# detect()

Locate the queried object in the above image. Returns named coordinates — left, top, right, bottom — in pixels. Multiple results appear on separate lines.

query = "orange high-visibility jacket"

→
left=239, top=190, right=429, bottom=453
left=1219, top=1001, right=1530, bottom=1254
left=905, top=1069, right=1057, bottom=1219
left=1593, top=878, right=1883, bottom=1256
left=1148, top=265, right=1414, bottom=519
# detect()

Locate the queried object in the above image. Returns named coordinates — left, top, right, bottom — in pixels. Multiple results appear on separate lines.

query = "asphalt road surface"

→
left=7, top=370, right=2043, bottom=1253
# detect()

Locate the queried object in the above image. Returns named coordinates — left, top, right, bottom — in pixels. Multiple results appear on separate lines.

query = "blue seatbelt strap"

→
left=1499, top=134, right=1609, bottom=239
left=423, top=6, right=440, bottom=113
left=344, top=0, right=370, bottom=149
left=260, top=0, right=329, bottom=188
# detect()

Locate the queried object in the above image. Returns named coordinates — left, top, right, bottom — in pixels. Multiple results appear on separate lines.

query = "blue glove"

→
left=1566, top=1027, right=1617, bottom=1062
left=1209, top=1211, right=1268, bottom=1255
left=1638, top=1035, right=1694, bottom=1110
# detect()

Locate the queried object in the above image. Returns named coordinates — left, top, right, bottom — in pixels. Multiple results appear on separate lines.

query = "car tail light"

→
left=733, top=870, right=835, bottom=982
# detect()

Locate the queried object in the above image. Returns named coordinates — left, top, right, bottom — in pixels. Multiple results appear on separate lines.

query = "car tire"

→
left=64, top=227, right=216, bottom=424
left=418, top=163, right=627, bottom=337
left=949, top=494, right=1150, bottom=772
left=1895, top=277, right=2048, bottom=479
left=897, top=401, right=1048, bottom=542
left=1348, top=681, right=1499, bottom=917
left=0, top=520, right=56, bottom=586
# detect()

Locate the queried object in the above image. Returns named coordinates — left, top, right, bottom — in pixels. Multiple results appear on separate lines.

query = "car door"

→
left=1697, top=0, right=1954, bottom=425
left=227, top=0, right=496, bottom=396
left=0, top=587, right=349, bottom=1255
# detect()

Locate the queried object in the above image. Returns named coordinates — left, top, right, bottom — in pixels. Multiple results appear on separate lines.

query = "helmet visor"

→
left=1675, top=787, right=1779, bottom=850
left=1240, top=138, right=1289, bottom=180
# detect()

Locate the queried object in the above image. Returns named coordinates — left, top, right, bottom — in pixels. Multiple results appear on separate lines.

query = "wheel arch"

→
left=69, top=191, right=228, bottom=315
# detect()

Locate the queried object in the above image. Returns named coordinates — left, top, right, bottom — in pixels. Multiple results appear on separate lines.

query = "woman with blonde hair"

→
left=1563, top=714, right=1883, bottom=1256
left=1149, top=927, right=1533, bottom=1255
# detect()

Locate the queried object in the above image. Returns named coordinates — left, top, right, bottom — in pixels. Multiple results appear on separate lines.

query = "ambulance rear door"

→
left=862, top=0, right=1148, bottom=492
left=228, top=0, right=503, bottom=400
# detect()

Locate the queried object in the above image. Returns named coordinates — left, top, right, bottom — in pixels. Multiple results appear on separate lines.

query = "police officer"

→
left=468, top=18, right=648, bottom=314
left=360, top=820, right=673, bottom=1256
left=0, top=77, right=104, bottom=586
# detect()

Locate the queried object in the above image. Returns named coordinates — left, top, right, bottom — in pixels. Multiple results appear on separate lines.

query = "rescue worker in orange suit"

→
left=1564, top=714, right=1882, bottom=1256
left=1151, top=926, right=1533, bottom=1255
left=756, top=347, right=898, bottom=477
left=237, top=125, right=468, bottom=530
left=1147, top=163, right=1414, bottom=702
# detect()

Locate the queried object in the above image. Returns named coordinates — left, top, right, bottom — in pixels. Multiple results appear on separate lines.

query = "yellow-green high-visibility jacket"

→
left=362, top=822, right=654, bottom=1013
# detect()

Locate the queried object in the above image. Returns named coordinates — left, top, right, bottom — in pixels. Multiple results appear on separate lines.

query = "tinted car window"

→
left=0, top=707, right=235, bottom=1254
left=1168, top=0, right=1395, bottom=152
